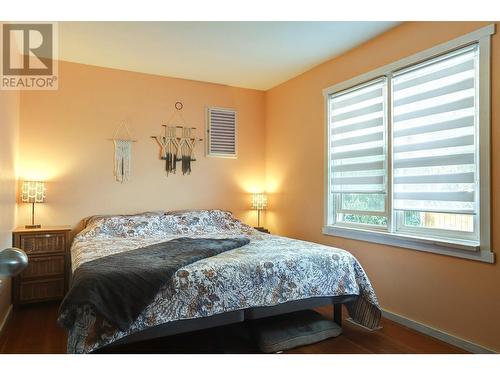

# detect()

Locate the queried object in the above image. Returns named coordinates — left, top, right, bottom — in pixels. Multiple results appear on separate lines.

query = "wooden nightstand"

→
left=12, top=226, right=72, bottom=305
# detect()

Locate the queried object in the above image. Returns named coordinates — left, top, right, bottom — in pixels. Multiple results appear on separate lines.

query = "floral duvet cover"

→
left=61, top=210, right=381, bottom=353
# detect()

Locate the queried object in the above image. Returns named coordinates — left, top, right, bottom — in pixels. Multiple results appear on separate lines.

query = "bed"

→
left=58, top=209, right=381, bottom=353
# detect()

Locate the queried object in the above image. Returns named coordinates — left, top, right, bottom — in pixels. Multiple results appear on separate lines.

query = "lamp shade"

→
left=251, top=192, right=267, bottom=210
left=21, top=181, right=46, bottom=203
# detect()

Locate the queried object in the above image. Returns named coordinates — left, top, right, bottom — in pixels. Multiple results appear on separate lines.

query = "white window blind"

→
left=392, top=45, right=478, bottom=215
left=329, top=78, right=388, bottom=227
left=207, top=107, right=237, bottom=157
left=330, top=78, right=387, bottom=195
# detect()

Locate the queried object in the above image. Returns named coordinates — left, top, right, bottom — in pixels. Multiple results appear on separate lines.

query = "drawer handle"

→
left=30, top=258, right=61, bottom=262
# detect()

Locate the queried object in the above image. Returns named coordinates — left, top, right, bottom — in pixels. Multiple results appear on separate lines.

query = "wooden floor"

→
left=0, top=303, right=467, bottom=354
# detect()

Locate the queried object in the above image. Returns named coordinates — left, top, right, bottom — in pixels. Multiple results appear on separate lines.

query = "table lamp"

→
left=251, top=192, right=267, bottom=229
left=21, top=180, right=46, bottom=229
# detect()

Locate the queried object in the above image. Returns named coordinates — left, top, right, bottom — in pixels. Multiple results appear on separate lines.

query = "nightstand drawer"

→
left=20, top=233, right=66, bottom=254
left=20, top=255, right=65, bottom=280
left=19, top=277, right=65, bottom=303
left=12, top=226, right=71, bottom=305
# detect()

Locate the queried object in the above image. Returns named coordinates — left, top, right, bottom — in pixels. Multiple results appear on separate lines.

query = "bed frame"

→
left=105, top=295, right=358, bottom=349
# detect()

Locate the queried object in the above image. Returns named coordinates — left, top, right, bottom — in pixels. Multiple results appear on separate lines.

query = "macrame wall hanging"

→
left=151, top=102, right=202, bottom=176
left=109, top=122, right=137, bottom=183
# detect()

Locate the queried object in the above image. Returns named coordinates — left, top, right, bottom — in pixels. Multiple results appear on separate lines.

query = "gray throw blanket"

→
left=58, top=237, right=250, bottom=331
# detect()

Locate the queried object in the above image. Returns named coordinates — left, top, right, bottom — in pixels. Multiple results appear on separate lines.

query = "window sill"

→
left=322, top=225, right=494, bottom=263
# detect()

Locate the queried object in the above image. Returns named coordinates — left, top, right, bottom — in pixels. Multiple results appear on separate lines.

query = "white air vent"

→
left=207, top=107, right=237, bottom=158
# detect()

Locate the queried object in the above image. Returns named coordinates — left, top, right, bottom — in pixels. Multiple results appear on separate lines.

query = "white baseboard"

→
left=381, top=308, right=496, bottom=354
left=0, top=304, right=13, bottom=338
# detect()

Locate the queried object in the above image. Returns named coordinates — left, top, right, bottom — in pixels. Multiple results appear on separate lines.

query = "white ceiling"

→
left=59, top=22, right=399, bottom=90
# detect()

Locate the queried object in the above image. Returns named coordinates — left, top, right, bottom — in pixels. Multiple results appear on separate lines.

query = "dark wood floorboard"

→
left=0, top=303, right=467, bottom=354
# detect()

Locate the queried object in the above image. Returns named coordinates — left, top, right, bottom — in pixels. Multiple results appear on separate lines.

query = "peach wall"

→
left=17, top=61, right=266, bottom=229
left=265, top=22, right=500, bottom=351
left=0, top=89, right=19, bottom=327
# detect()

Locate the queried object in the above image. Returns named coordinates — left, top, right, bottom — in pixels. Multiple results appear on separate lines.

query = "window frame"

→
left=323, top=24, right=495, bottom=263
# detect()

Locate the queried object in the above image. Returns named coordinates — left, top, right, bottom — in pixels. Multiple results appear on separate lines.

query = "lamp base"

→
left=25, top=224, right=41, bottom=229
left=254, top=227, right=270, bottom=234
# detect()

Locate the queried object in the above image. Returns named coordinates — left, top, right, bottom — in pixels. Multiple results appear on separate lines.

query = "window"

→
left=330, top=78, right=388, bottom=229
left=324, top=25, right=494, bottom=263
left=207, top=107, right=237, bottom=158
left=392, top=46, right=477, bottom=241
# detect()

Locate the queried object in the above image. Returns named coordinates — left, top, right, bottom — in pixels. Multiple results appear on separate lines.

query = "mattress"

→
left=61, top=210, right=381, bottom=353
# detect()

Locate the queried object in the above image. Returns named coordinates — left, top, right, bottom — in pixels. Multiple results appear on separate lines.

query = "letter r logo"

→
left=2, top=24, right=53, bottom=76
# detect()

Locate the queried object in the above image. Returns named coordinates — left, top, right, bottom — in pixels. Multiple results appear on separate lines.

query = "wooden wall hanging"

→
left=109, top=122, right=137, bottom=183
left=151, top=102, right=202, bottom=176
